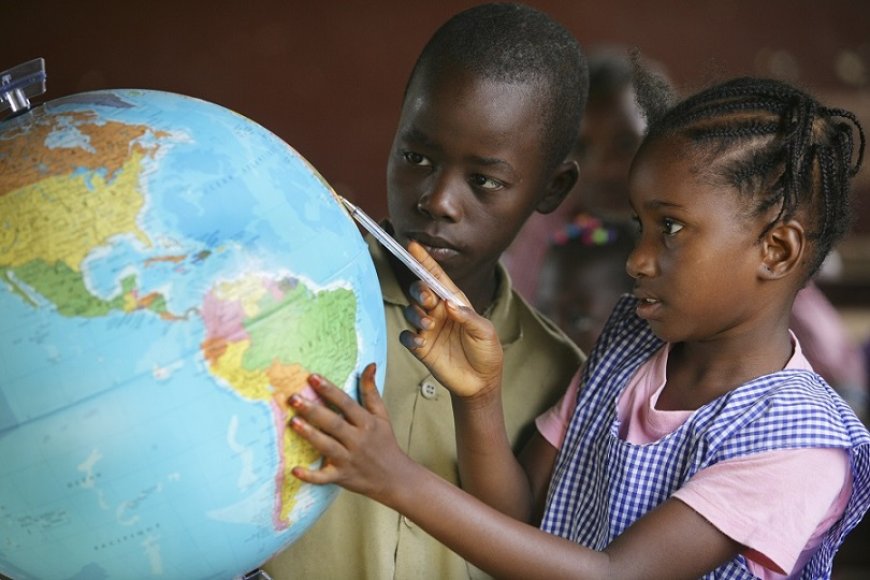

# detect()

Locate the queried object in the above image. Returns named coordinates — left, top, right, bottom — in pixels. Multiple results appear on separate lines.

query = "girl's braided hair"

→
left=636, top=75, right=865, bottom=277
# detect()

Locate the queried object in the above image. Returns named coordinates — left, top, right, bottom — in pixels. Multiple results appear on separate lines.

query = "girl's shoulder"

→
left=695, top=369, right=870, bottom=460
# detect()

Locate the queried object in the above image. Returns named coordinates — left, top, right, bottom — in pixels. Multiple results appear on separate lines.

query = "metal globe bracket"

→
left=0, top=57, right=47, bottom=118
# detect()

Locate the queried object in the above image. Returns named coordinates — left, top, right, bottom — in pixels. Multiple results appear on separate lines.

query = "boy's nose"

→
left=417, top=173, right=462, bottom=222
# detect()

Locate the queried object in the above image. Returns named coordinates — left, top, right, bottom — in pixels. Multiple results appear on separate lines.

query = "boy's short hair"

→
left=407, top=3, right=588, bottom=171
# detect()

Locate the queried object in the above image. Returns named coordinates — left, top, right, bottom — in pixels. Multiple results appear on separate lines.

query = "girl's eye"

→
left=470, top=174, right=503, bottom=191
left=663, top=218, right=683, bottom=235
left=631, top=215, right=642, bottom=233
left=402, top=151, right=431, bottom=167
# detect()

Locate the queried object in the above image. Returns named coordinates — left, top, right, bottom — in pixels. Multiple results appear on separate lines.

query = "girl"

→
left=288, top=77, right=870, bottom=579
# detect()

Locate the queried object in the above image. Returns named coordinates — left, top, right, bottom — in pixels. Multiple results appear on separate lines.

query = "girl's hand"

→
left=290, top=364, right=412, bottom=503
left=400, top=241, right=504, bottom=402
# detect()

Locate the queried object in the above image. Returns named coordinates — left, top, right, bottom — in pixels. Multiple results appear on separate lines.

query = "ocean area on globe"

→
left=0, top=87, right=387, bottom=579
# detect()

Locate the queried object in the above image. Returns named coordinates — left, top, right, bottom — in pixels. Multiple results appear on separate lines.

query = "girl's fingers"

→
left=399, top=329, right=425, bottom=352
left=358, top=363, right=387, bottom=418
left=289, top=414, right=348, bottom=459
left=304, top=374, right=370, bottom=428
left=403, top=302, right=434, bottom=331
left=407, top=241, right=469, bottom=302
left=290, top=364, right=398, bottom=495
left=291, top=465, right=338, bottom=485
left=408, top=281, right=439, bottom=310
left=445, top=299, right=494, bottom=340
left=407, top=241, right=455, bottom=288
left=291, top=365, right=386, bottom=439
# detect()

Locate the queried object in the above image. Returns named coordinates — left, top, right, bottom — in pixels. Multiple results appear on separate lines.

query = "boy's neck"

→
left=457, top=267, right=500, bottom=315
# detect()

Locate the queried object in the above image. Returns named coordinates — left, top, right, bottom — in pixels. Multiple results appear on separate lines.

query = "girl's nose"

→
left=626, top=236, right=655, bottom=279
left=417, top=173, right=462, bottom=222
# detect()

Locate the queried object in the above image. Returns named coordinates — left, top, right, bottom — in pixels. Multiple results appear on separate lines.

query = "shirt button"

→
left=420, top=381, right=438, bottom=400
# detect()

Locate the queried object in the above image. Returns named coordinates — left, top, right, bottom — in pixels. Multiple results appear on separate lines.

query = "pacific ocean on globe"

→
left=0, top=89, right=386, bottom=579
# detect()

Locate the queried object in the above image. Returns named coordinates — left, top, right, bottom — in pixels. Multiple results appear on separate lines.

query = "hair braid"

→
left=824, top=108, right=865, bottom=176
left=817, top=144, right=834, bottom=244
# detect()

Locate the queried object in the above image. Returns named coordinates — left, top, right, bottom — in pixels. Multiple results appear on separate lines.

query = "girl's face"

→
left=626, top=136, right=767, bottom=344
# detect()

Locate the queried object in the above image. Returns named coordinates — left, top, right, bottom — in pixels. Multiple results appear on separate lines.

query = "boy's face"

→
left=386, top=69, right=565, bottom=293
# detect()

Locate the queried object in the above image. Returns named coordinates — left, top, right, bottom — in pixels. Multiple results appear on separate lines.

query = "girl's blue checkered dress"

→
left=541, top=295, right=870, bottom=579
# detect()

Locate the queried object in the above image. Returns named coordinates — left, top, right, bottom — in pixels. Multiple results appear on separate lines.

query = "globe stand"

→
left=0, top=57, right=46, bottom=120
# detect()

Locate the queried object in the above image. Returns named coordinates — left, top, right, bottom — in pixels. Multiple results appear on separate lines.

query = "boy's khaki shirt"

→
left=264, top=235, right=584, bottom=580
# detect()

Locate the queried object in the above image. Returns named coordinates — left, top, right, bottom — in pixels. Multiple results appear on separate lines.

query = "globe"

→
left=0, top=89, right=386, bottom=579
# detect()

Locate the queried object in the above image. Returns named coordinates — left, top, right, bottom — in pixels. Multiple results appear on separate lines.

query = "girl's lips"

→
left=634, top=295, right=662, bottom=320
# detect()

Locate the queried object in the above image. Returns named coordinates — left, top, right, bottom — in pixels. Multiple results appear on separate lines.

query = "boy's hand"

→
left=290, top=364, right=411, bottom=504
left=400, top=242, right=503, bottom=402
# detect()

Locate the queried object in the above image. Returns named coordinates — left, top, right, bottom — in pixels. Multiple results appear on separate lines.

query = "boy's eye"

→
left=662, top=218, right=683, bottom=235
left=470, top=174, right=503, bottom=191
left=402, top=151, right=431, bottom=166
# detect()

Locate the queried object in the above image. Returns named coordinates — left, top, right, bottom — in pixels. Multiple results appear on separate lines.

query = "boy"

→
left=263, top=4, right=587, bottom=578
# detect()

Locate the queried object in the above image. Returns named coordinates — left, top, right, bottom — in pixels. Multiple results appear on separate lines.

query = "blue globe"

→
left=0, top=89, right=386, bottom=579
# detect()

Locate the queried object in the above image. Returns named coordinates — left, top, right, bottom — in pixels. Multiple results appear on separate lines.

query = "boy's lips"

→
left=406, top=232, right=461, bottom=261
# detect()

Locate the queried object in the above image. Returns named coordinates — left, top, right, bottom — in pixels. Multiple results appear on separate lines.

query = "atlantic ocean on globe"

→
left=0, top=89, right=386, bottom=579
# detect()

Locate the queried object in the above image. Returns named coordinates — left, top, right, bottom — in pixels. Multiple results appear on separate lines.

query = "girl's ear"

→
left=536, top=159, right=579, bottom=214
left=759, top=219, right=805, bottom=280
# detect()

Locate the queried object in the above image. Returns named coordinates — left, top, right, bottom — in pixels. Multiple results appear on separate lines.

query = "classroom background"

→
left=4, top=0, right=869, bottom=577
left=9, top=0, right=868, bottom=320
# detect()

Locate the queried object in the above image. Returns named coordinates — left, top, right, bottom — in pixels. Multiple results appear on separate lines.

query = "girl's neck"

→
left=657, top=322, right=795, bottom=411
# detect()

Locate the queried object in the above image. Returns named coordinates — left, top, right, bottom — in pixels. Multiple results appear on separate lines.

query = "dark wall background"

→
left=5, top=0, right=870, bottom=247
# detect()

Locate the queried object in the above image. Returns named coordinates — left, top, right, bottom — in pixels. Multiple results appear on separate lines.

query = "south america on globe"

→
left=0, top=88, right=387, bottom=579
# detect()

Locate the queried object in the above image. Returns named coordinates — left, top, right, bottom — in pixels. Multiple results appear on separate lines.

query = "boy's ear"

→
left=758, top=219, right=805, bottom=280
left=536, top=159, right=579, bottom=214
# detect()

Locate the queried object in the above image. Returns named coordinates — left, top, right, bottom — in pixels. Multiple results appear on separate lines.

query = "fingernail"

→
left=308, top=374, right=323, bottom=388
left=288, top=394, right=303, bottom=409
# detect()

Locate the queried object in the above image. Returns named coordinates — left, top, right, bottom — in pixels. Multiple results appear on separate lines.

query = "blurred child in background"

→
left=536, top=215, right=636, bottom=354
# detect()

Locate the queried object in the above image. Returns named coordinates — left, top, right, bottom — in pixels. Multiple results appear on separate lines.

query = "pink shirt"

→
left=537, top=339, right=852, bottom=578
